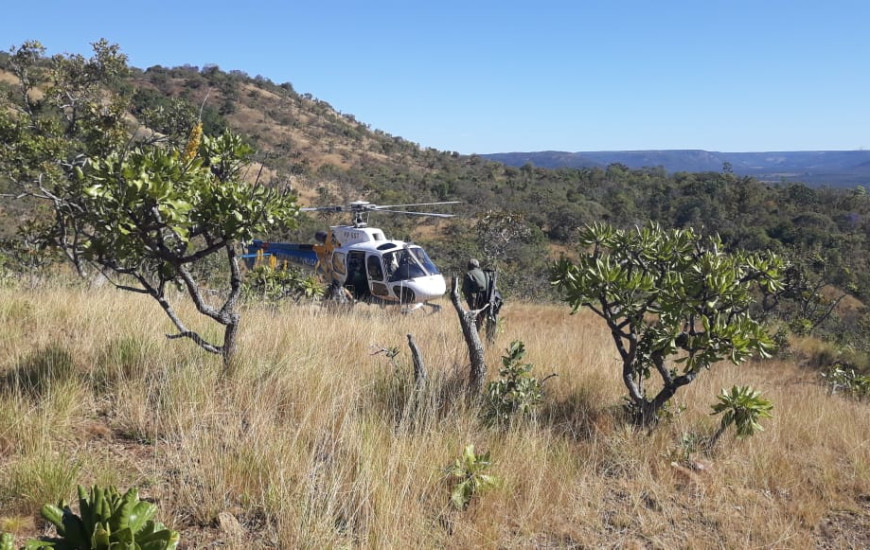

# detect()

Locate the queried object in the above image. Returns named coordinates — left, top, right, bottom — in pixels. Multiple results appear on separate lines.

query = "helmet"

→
left=468, top=258, right=480, bottom=269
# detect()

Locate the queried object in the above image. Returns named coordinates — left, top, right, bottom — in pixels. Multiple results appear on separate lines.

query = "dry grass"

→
left=0, top=286, right=869, bottom=548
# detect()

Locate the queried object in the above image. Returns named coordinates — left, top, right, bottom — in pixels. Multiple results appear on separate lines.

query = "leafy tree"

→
left=1, top=39, right=133, bottom=273
left=66, top=129, right=297, bottom=365
left=552, top=223, right=784, bottom=426
left=0, top=41, right=298, bottom=368
left=770, top=247, right=852, bottom=337
left=474, top=210, right=548, bottom=300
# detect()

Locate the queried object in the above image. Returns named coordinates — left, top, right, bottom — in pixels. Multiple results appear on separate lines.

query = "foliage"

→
left=473, top=211, right=549, bottom=300
left=0, top=220, right=57, bottom=285
left=708, top=385, right=773, bottom=450
left=3, top=485, right=181, bottom=550
left=672, top=431, right=705, bottom=463
left=445, top=445, right=499, bottom=511
left=242, top=257, right=323, bottom=303
left=484, top=341, right=543, bottom=426
left=822, top=365, right=870, bottom=401
left=0, top=41, right=299, bottom=366
left=7, top=38, right=870, bottom=346
left=760, top=247, right=853, bottom=337
left=45, top=127, right=296, bottom=363
left=552, top=222, right=784, bottom=426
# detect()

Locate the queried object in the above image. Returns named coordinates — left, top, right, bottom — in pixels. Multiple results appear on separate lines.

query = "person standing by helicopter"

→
left=462, top=258, right=488, bottom=328
left=462, top=258, right=503, bottom=340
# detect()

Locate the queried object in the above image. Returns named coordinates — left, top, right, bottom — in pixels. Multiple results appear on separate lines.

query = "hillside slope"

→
left=4, top=47, right=870, bottom=306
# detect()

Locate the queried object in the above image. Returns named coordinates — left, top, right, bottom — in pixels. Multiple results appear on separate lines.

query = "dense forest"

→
left=1, top=40, right=869, bottom=353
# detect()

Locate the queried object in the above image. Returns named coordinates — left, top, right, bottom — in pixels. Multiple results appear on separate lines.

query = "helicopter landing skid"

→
left=401, top=301, right=442, bottom=315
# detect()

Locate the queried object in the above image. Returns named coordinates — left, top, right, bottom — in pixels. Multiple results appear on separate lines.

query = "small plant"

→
left=673, top=431, right=705, bottom=463
left=708, top=385, right=773, bottom=451
left=20, top=485, right=180, bottom=550
left=243, top=261, right=323, bottom=303
left=653, top=399, right=686, bottom=424
left=484, top=341, right=544, bottom=426
left=445, top=445, right=499, bottom=511
left=822, top=365, right=870, bottom=400
left=770, top=326, right=792, bottom=358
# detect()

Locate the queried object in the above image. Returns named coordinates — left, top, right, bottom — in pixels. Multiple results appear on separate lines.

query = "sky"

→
left=2, top=1, right=868, bottom=154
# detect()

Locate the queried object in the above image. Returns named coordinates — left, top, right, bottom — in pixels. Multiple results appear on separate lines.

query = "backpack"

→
left=482, top=269, right=503, bottom=317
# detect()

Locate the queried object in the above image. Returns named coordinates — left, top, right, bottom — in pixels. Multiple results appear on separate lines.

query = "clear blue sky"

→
left=3, top=1, right=868, bottom=154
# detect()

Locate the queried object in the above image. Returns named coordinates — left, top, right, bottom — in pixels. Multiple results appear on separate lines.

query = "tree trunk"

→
left=450, top=277, right=486, bottom=393
left=706, top=424, right=728, bottom=453
left=407, top=333, right=427, bottom=389
left=222, top=312, right=241, bottom=373
left=634, top=371, right=699, bottom=428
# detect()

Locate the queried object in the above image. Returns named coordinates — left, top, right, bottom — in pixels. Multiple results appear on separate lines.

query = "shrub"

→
left=17, top=485, right=180, bottom=550
left=822, top=365, right=870, bottom=400
left=445, top=445, right=499, bottom=511
left=484, top=341, right=543, bottom=427
left=708, top=385, right=774, bottom=451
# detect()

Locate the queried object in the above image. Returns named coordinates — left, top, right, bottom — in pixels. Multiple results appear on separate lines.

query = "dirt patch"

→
left=815, top=495, right=870, bottom=549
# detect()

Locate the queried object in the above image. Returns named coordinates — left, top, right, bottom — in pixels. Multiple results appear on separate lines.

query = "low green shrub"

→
left=5, top=485, right=180, bottom=550
left=483, top=341, right=543, bottom=427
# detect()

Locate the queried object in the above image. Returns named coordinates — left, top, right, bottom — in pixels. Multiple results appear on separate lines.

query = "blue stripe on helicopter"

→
left=244, top=240, right=319, bottom=268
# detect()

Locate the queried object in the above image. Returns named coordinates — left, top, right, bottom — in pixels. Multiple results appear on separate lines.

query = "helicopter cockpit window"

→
left=366, top=255, right=384, bottom=281
left=384, top=247, right=439, bottom=282
left=409, top=247, right=440, bottom=275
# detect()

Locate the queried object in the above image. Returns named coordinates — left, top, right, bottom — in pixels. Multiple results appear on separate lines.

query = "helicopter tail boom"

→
left=243, top=240, right=319, bottom=270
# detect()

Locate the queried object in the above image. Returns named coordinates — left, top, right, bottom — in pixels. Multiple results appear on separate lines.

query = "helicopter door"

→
left=366, top=254, right=389, bottom=297
left=346, top=251, right=369, bottom=299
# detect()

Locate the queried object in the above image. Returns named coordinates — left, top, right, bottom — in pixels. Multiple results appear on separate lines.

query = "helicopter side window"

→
left=366, top=255, right=384, bottom=281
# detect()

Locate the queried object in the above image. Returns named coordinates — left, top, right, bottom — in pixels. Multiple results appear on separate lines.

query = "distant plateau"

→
left=481, top=150, right=870, bottom=188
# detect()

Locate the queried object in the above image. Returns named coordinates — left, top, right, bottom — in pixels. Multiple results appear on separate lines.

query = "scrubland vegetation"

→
left=2, top=39, right=870, bottom=548
left=1, top=285, right=869, bottom=548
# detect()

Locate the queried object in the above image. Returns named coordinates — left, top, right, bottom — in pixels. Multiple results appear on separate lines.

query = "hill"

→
left=4, top=41, right=870, bottom=309
left=482, top=149, right=870, bottom=187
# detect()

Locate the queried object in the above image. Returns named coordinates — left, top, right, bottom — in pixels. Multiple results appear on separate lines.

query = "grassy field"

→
left=0, top=285, right=869, bottom=549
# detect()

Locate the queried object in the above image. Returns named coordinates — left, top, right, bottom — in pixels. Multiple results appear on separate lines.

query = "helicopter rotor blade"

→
left=373, top=209, right=455, bottom=218
left=300, top=206, right=344, bottom=213
left=372, top=201, right=461, bottom=210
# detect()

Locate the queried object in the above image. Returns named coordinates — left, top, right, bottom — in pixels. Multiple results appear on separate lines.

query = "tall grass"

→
left=0, top=286, right=868, bottom=548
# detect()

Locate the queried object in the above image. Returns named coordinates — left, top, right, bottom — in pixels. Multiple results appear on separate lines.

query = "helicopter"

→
left=244, top=201, right=459, bottom=311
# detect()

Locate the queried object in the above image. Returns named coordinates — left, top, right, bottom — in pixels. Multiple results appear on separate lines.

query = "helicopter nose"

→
left=416, top=275, right=447, bottom=300
left=394, top=276, right=446, bottom=302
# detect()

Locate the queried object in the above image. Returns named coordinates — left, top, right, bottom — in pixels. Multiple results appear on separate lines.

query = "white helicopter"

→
left=245, top=201, right=458, bottom=310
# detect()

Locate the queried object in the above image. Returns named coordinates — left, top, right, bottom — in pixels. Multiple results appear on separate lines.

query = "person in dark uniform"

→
left=462, top=258, right=488, bottom=328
